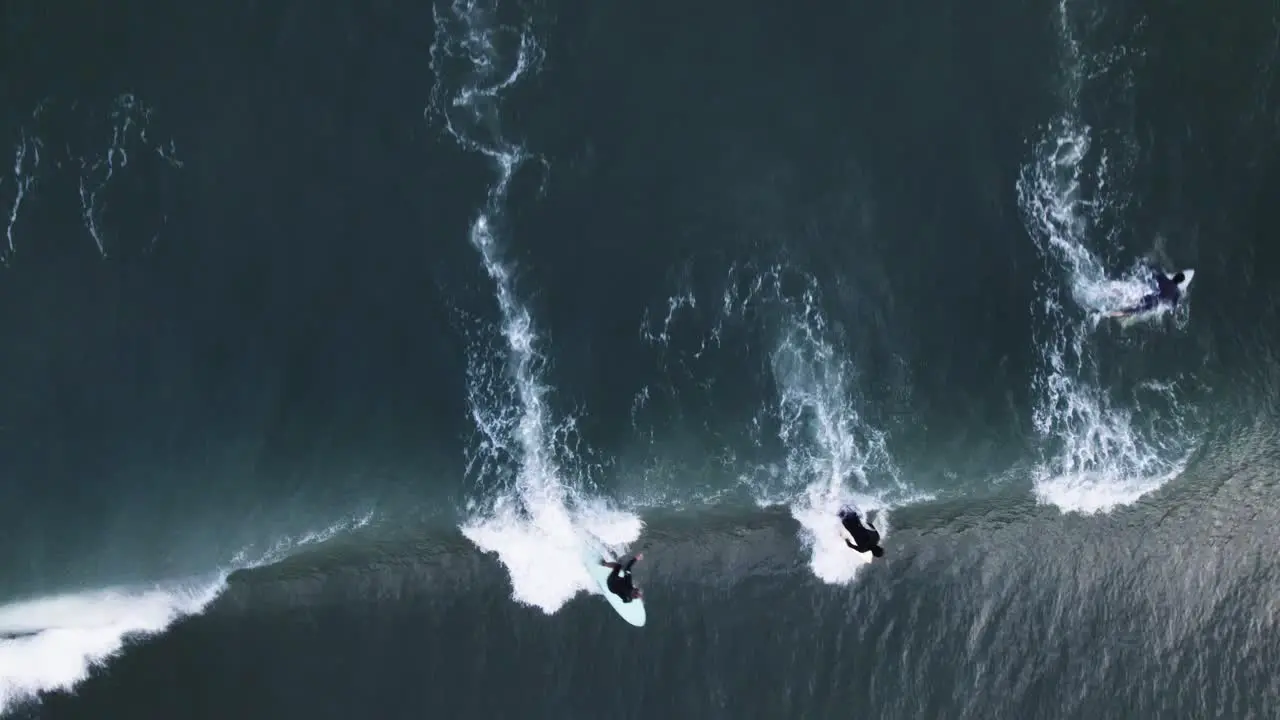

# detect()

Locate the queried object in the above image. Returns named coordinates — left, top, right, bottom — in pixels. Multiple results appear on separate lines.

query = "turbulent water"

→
left=3, top=0, right=1280, bottom=717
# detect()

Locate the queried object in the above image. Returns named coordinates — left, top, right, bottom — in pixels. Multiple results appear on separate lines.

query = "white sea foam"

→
left=646, top=265, right=930, bottom=584
left=461, top=497, right=643, bottom=613
left=766, top=298, right=899, bottom=583
left=430, top=0, right=642, bottom=612
left=1017, top=0, right=1195, bottom=514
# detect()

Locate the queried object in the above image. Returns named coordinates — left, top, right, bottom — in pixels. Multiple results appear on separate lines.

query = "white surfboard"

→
left=582, top=547, right=646, bottom=627
left=838, top=526, right=874, bottom=565
left=1173, top=268, right=1194, bottom=293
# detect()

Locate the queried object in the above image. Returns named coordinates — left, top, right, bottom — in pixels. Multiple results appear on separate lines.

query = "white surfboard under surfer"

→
left=581, top=545, right=647, bottom=627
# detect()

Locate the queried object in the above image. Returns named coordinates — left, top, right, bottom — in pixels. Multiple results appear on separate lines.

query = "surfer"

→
left=601, top=553, right=644, bottom=602
left=838, top=508, right=885, bottom=558
left=1107, top=265, right=1185, bottom=318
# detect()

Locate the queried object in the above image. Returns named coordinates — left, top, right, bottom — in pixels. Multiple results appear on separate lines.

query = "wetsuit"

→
left=606, top=556, right=638, bottom=602
left=839, top=510, right=881, bottom=553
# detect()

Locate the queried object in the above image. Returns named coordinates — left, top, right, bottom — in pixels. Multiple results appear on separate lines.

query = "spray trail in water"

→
left=1, top=96, right=181, bottom=267
left=644, top=263, right=930, bottom=583
left=759, top=270, right=926, bottom=583
left=1017, top=0, right=1196, bottom=514
left=428, top=0, right=641, bottom=613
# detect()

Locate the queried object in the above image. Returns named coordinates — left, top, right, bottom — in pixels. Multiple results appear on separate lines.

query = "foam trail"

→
left=1, top=97, right=181, bottom=266
left=2, top=130, right=40, bottom=262
left=0, top=512, right=372, bottom=715
left=758, top=272, right=927, bottom=583
left=77, top=94, right=183, bottom=257
left=428, top=0, right=640, bottom=614
left=643, top=264, right=929, bottom=583
left=1016, top=0, right=1194, bottom=514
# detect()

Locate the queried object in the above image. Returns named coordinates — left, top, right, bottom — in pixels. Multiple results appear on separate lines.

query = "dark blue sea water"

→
left=3, top=0, right=1280, bottom=717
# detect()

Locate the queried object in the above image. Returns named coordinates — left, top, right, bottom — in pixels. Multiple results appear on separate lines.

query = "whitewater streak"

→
left=428, top=0, right=641, bottom=614
left=763, top=273, right=917, bottom=583
left=1, top=96, right=183, bottom=265
left=642, top=264, right=930, bottom=584
left=1017, top=0, right=1195, bottom=514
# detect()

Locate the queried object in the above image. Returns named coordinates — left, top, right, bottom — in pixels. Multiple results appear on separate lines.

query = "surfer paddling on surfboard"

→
left=1106, top=264, right=1190, bottom=319
left=601, top=554, right=644, bottom=602
left=838, top=508, right=885, bottom=558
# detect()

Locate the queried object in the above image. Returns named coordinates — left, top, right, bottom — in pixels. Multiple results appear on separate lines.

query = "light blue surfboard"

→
left=582, top=547, right=646, bottom=627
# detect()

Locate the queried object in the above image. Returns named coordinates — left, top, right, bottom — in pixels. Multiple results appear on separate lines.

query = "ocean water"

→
left=3, top=0, right=1280, bottom=717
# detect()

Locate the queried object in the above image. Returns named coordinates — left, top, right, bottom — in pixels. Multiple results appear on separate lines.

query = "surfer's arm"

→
left=601, top=561, right=621, bottom=569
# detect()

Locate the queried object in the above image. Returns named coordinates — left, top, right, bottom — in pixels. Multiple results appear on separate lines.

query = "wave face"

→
left=3, top=0, right=1280, bottom=717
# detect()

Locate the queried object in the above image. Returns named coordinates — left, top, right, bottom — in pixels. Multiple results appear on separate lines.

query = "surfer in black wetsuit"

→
left=1108, top=266, right=1185, bottom=317
left=838, top=508, right=885, bottom=558
left=602, top=553, right=644, bottom=602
